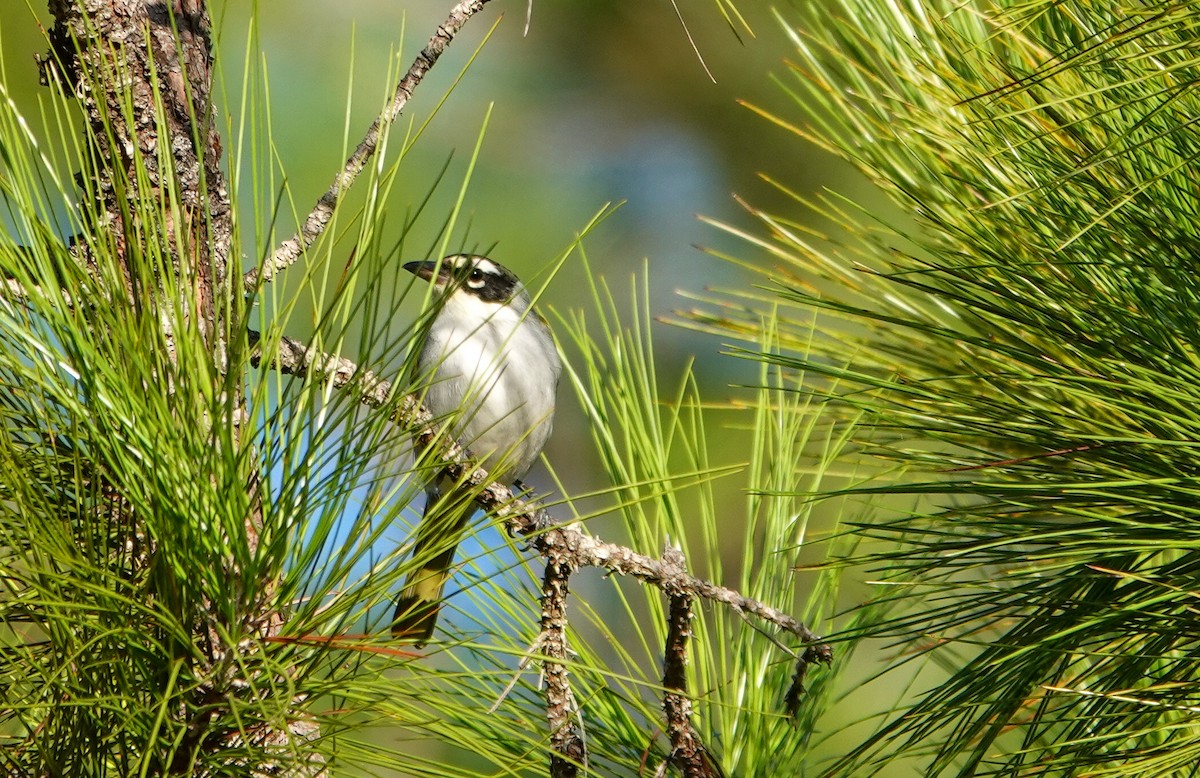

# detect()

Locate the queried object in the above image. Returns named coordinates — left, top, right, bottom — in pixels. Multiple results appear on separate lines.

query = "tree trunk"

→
left=39, top=2, right=316, bottom=774
left=46, top=0, right=231, bottom=326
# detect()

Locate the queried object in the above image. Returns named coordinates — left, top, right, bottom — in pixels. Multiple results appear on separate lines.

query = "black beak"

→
left=403, top=260, right=441, bottom=282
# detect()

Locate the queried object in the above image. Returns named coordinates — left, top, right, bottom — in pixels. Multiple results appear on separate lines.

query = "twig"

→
left=247, top=330, right=396, bottom=408
left=243, top=0, right=494, bottom=293
left=541, top=559, right=586, bottom=777
left=660, top=546, right=721, bottom=778
left=510, top=519, right=830, bottom=651
left=785, top=644, right=834, bottom=719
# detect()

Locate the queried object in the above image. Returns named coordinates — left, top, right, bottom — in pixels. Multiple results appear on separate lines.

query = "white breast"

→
left=419, top=291, right=560, bottom=483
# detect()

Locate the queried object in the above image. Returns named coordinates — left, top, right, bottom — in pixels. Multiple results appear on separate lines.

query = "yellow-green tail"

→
left=392, top=492, right=471, bottom=645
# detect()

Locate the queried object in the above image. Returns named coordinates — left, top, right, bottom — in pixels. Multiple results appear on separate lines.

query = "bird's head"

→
left=403, top=254, right=525, bottom=305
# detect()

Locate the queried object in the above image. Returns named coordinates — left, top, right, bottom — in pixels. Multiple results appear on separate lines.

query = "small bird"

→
left=393, top=254, right=561, bottom=643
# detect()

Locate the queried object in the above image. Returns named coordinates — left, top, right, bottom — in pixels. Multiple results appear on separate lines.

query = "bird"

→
left=392, top=254, right=561, bottom=644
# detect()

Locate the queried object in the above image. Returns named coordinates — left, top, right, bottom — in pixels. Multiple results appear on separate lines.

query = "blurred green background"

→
left=0, top=1, right=917, bottom=772
left=0, top=0, right=869, bottom=533
left=0, top=0, right=863, bottom=377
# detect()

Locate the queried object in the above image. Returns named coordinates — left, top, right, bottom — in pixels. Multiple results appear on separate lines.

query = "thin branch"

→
left=243, top=0, right=494, bottom=293
left=540, top=559, right=586, bottom=778
left=512, top=520, right=831, bottom=651
left=785, top=644, right=833, bottom=719
left=661, top=546, right=721, bottom=778
left=247, top=329, right=396, bottom=407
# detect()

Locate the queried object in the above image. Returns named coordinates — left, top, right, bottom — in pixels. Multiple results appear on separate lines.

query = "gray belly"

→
left=420, top=321, right=558, bottom=483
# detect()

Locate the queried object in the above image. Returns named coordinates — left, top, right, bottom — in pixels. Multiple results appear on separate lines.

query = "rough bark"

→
left=45, top=0, right=231, bottom=327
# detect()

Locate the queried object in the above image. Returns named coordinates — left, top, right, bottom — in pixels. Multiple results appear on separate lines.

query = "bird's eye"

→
left=467, top=268, right=485, bottom=286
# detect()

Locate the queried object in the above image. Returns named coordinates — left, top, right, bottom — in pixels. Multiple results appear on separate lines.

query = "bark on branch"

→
left=540, top=558, right=586, bottom=778
left=661, top=547, right=722, bottom=778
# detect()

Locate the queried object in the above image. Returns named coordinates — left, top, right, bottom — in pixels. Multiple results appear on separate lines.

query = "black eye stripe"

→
left=444, top=255, right=520, bottom=301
